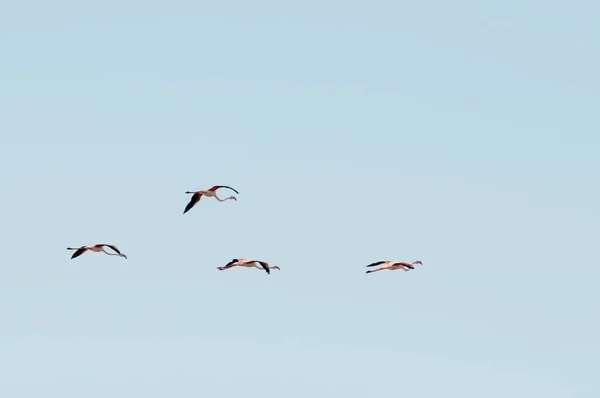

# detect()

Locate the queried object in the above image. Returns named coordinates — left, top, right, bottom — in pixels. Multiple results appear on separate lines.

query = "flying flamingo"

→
left=66, top=244, right=128, bottom=259
left=217, top=258, right=280, bottom=274
left=183, top=185, right=239, bottom=214
left=365, top=260, right=422, bottom=274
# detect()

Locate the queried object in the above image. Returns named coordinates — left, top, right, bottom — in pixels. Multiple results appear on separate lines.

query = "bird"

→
left=217, top=258, right=280, bottom=274
left=183, top=185, right=239, bottom=214
left=365, top=260, right=422, bottom=274
left=66, top=244, right=128, bottom=259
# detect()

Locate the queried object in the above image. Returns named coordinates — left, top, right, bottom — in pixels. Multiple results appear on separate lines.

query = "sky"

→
left=1, top=0, right=599, bottom=396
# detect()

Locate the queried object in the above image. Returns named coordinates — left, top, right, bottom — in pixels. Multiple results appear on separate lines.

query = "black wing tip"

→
left=106, top=245, right=122, bottom=254
left=216, top=185, right=240, bottom=194
left=70, top=249, right=85, bottom=259
left=183, top=193, right=201, bottom=214
left=259, top=261, right=270, bottom=274
left=223, top=259, right=238, bottom=267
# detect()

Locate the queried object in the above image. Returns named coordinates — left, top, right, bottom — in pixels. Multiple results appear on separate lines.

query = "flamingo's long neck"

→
left=215, top=194, right=234, bottom=202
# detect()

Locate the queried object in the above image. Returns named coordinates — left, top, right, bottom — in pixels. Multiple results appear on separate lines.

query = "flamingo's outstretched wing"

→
left=366, top=261, right=385, bottom=267
left=209, top=185, right=239, bottom=194
left=257, top=261, right=271, bottom=274
left=184, top=192, right=202, bottom=214
left=224, top=258, right=239, bottom=267
left=69, top=247, right=87, bottom=259
left=104, top=244, right=124, bottom=256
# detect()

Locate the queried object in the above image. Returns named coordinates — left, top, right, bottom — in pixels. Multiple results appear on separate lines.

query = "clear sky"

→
left=1, top=1, right=599, bottom=396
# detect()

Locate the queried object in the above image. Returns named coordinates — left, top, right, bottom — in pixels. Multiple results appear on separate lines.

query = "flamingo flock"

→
left=66, top=184, right=424, bottom=277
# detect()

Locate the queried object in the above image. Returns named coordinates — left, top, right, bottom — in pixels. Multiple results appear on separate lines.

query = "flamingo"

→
left=217, top=258, right=280, bottom=274
left=66, top=244, right=128, bottom=259
left=183, top=185, right=239, bottom=214
left=365, top=260, right=422, bottom=274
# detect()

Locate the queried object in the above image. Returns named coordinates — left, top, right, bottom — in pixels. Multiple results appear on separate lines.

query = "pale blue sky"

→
left=1, top=1, right=599, bottom=396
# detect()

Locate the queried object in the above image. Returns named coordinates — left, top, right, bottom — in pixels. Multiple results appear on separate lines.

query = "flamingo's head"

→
left=270, top=265, right=281, bottom=270
left=120, top=253, right=128, bottom=259
left=413, top=260, right=422, bottom=265
left=229, top=196, right=237, bottom=201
